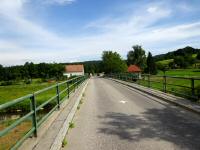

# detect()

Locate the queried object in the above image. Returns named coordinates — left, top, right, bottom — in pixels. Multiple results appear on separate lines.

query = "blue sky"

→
left=0, top=0, right=200, bottom=66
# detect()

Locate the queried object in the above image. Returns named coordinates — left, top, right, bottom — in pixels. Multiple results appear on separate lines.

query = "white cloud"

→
left=0, top=0, right=26, bottom=16
left=177, top=2, right=193, bottom=12
left=43, top=0, right=76, bottom=5
left=147, top=7, right=158, bottom=13
left=0, top=1, right=200, bottom=66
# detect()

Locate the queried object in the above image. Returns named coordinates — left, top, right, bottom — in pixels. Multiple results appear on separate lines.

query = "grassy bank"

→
left=0, top=119, right=32, bottom=150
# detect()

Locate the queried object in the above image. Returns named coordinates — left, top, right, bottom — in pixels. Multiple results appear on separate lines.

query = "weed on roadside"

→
left=69, top=122, right=75, bottom=128
left=80, top=100, right=83, bottom=104
left=62, top=138, right=67, bottom=147
left=82, top=93, right=85, bottom=97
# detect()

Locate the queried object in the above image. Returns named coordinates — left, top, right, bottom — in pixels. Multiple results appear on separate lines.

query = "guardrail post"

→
left=191, top=78, right=195, bottom=99
left=56, top=83, right=60, bottom=109
left=163, top=76, right=167, bottom=93
left=148, top=74, right=150, bottom=88
left=30, top=94, right=37, bottom=137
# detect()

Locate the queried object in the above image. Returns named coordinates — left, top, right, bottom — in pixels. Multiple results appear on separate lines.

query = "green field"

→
left=157, top=69, right=200, bottom=77
left=156, top=59, right=174, bottom=65
left=0, top=82, right=54, bottom=104
left=118, top=69, right=200, bottom=101
left=0, top=79, right=75, bottom=113
left=152, top=69, right=200, bottom=100
left=192, top=54, right=197, bottom=58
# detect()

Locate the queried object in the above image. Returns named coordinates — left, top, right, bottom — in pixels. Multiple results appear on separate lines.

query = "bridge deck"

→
left=63, top=77, right=200, bottom=150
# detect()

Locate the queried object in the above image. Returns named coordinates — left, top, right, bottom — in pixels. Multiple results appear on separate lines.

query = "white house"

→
left=63, top=64, right=84, bottom=77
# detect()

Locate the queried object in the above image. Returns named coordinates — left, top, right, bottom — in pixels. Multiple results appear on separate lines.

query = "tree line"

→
left=0, top=62, right=64, bottom=82
left=1, top=45, right=199, bottom=83
left=0, top=45, right=159, bottom=83
left=0, top=61, right=103, bottom=83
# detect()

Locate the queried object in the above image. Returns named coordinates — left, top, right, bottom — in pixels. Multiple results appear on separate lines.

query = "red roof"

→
left=128, top=65, right=141, bottom=72
left=65, top=65, right=84, bottom=73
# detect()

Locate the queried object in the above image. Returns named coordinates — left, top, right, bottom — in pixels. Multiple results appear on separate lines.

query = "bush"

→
left=0, top=81, right=14, bottom=86
left=24, top=79, right=31, bottom=84
left=62, top=138, right=68, bottom=147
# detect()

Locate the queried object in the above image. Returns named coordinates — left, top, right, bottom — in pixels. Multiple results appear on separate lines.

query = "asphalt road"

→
left=63, top=77, right=200, bottom=150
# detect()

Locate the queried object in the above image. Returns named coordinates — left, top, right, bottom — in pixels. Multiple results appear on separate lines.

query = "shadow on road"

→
left=97, top=106, right=200, bottom=149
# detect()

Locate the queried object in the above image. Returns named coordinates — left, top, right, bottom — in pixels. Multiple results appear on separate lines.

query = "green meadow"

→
left=0, top=79, right=75, bottom=112
left=138, top=69, right=200, bottom=100
left=157, top=69, right=200, bottom=77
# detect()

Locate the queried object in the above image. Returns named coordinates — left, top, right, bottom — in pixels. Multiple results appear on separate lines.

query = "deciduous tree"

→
left=102, top=51, right=127, bottom=73
left=127, top=45, right=146, bottom=69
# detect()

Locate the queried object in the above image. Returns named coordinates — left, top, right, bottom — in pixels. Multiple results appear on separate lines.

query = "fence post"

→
left=67, top=81, right=70, bottom=98
left=148, top=74, right=150, bottom=88
left=191, top=78, right=195, bottom=99
left=74, top=78, right=76, bottom=92
left=79, top=77, right=81, bottom=86
left=30, top=94, right=37, bottom=137
left=76, top=77, right=79, bottom=88
left=76, top=78, right=78, bottom=88
left=163, top=76, right=167, bottom=93
left=56, top=83, right=60, bottom=109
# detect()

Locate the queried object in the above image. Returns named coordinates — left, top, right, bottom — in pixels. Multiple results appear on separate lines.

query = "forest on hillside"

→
left=154, top=46, right=200, bottom=70
left=154, top=46, right=200, bottom=61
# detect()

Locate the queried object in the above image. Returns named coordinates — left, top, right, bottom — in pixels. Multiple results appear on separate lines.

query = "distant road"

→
left=63, top=77, right=200, bottom=150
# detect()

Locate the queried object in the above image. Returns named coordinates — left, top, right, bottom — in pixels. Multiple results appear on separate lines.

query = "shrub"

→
left=62, top=138, right=67, bottom=147
left=24, top=78, right=31, bottom=84
left=0, top=81, right=14, bottom=86
left=69, top=122, right=75, bottom=128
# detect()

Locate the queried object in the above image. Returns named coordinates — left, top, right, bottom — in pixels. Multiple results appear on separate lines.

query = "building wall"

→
left=63, top=72, right=84, bottom=77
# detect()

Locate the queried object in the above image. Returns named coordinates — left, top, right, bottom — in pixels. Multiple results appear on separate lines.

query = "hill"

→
left=154, top=46, right=200, bottom=62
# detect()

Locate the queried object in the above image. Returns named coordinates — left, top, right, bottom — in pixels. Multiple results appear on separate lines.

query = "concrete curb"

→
left=108, top=78, right=200, bottom=115
left=50, top=79, right=89, bottom=150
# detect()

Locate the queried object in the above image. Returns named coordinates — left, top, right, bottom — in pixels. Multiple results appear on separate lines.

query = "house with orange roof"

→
left=63, top=64, right=84, bottom=77
left=127, top=65, right=142, bottom=78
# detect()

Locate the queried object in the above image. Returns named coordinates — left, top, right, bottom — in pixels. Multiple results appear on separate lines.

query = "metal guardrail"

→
left=107, top=73, right=200, bottom=101
left=0, top=75, right=88, bottom=149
